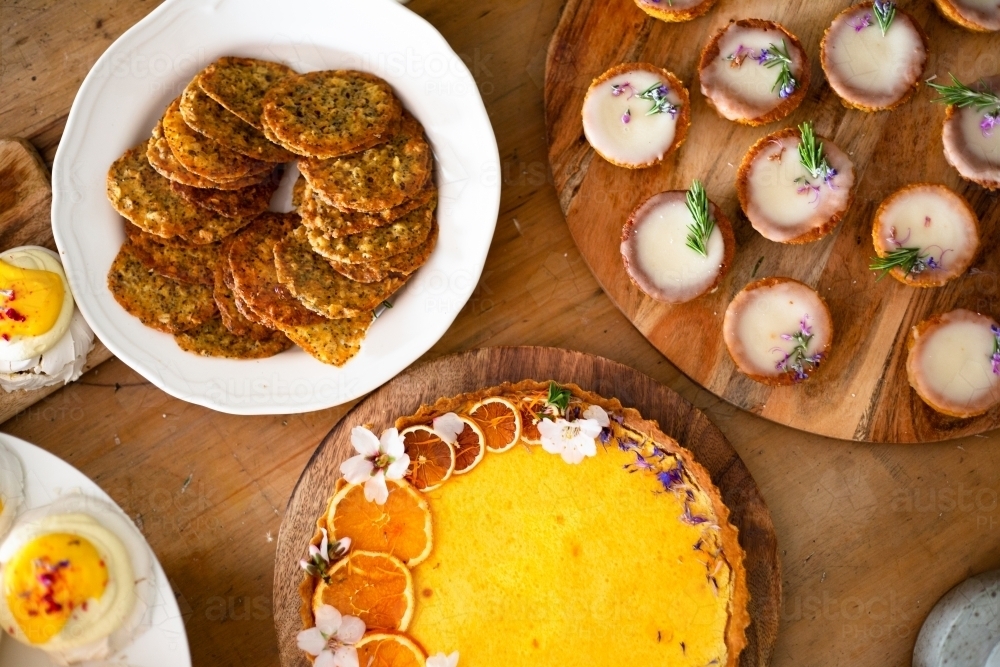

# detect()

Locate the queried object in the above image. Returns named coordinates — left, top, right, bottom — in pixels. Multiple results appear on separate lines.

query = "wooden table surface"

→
left=1, top=1, right=998, bottom=666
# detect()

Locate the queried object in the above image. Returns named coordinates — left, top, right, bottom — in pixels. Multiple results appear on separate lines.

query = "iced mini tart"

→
left=633, top=0, right=717, bottom=23
left=736, top=122, right=856, bottom=244
left=869, top=183, right=980, bottom=287
left=298, top=381, right=750, bottom=667
left=907, top=309, right=1000, bottom=418
left=932, top=0, right=1000, bottom=32
left=620, top=181, right=736, bottom=304
left=698, top=19, right=810, bottom=126
left=931, top=73, right=1000, bottom=190
left=723, top=277, right=833, bottom=385
left=820, top=2, right=928, bottom=111
left=582, top=63, right=691, bottom=169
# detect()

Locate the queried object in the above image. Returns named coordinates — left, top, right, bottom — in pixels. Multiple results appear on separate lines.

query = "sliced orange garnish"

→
left=355, top=632, right=426, bottom=667
left=517, top=393, right=548, bottom=445
left=313, top=551, right=414, bottom=631
left=452, top=416, right=486, bottom=474
left=327, top=480, right=432, bottom=566
left=400, top=425, right=455, bottom=491
left=469, top=396, right=522, bottom=453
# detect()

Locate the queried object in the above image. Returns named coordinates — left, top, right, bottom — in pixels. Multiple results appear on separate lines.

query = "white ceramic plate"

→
left=0, top=433, right=191, bottom=667
left=51, top=0, right=500, bottom=415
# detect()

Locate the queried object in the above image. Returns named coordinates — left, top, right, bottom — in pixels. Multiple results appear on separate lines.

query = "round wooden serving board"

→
left=273, top=346, right=780, bottom=667
left=544, top=0, right=1000, bottom=443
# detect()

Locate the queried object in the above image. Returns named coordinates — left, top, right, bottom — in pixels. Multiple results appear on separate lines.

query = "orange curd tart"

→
left=723, top=277, right=833, bottom=385
left=869, top=183, right=980, bottom=287
left=907, top=309, right=1000, bottom=418
left=699, top=19, right=810, bottom=126
left=297, top=381, right=750, bottom=667
left=582, top=63, right=691, bottom=169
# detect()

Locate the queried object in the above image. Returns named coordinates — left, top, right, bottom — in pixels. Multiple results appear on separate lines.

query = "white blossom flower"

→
left=296, top=604, right=366, bottom=667
left=583, top=404, right=610, bottom=427
left=538, top=417, right=602, bottom=464
left=432, top=412, right=464, bottom=445
left=340, top=426, right=410, bottom=505
left=426, top=651, right=460, bottom=667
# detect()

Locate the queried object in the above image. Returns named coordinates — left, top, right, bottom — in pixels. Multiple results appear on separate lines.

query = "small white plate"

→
left=0, top=433, right=191, bottom=667
left=51, top=0, right=500, bottom=415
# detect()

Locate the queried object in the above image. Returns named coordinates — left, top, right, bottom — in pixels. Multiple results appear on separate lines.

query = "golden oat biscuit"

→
left=307, top=199, right=434, bottom=264
left=299, top=112, right=432, bottom=212
left=170, top=166, right=282, bottom=219
left=292, top=174, right=307, bottom=209
left=261, top=70, right=402, bottom=159
left=300, top=181, right=437, bottom=238
left=161, top=98, right=271, bottom=181
left=108, top=141, right=213, bottom=240
left=274, top=226, right=407, bottom=319
left=107, top=242, right=216, bottom=334
left=146, top=121, right=271, bottom=190
left=197, top=57, right=296, bottom=129
left=329, top=220, right=438, bottom=283
left=123, top=222, right=219, bottom=285
left=228, top=212, right=327, bottom=327
left=273, top=313, right=373, bottom=366
left=174, top=317, right=292, bottom=359
left=213, top=258, right=277, bottom=340
left=179, top=81, right=296, bottom=163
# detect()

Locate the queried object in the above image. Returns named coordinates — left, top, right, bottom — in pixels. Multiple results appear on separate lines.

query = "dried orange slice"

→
left=355, top=632, right=426, bottom=667
left=327, top=480, right=432, bottom=566
left=400, top=425, right=455, bottom=491
left=452, top=416, right=486, bottom=474
left=313, top=551, right=414, bottom=631
left=517, top=393, right=548, bottom=445
left=469, top=396, right=522, bottom=452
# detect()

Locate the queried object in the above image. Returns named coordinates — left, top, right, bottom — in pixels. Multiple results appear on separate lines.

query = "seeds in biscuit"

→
left=272, top=314, right=373, bottom=366
left=299, top=112, right=432, bottom=212
left=300, top=181, right=437, bottom=238
left=197, top=57, right=296, bottom=129
left=329, top=221, right=438, bottom=283
left=107, top=242, right=216, bottom=333
left=179, top=80, right=296, bottom=163
left=174, top=317, right=291, bottom=359
left=274, top=226, right=407, bottom=319
left=306, top=198, right=435, bottom=264
left=261, top=70, right=402, bottom=159
left=170, top=167, right=282, bottom=219
left=146, top=120, right=272, bottom=190
left=124, top=222, right=219, bottom=285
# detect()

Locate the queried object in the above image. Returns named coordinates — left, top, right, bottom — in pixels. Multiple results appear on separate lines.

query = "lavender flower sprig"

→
left=637, top=81, right=680, bottom=118
left=772, top=315, right=822, bottom=382
left=868, top=247, right=939, bottom=280
left=758, top=40, right=798, bottom=99
left=872, top=0, right=896, bottom=36
left=991, top=325, right=1000, bottom=376
left=684, top=180, right=715, bottom=257
left=928, top=73, right=1000, bottom=137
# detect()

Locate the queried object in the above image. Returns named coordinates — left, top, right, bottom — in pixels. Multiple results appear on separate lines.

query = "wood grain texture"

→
left=544, top=0, right=1000, bottom=443
left=273, top=346, right=780, bottom=667
left=0, top=137, right=113, bottom=423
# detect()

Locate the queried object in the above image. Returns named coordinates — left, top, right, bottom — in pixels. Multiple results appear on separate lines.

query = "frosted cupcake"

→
left=821, top=2, right=928, bottom=111
left=582, top=63, right=691, bottom=169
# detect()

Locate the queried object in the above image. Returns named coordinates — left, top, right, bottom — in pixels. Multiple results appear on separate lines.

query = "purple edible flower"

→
left=622, top=109, right=631, bottom=124
left=681, top=503, right=709, bottom=526
left=779, top=80, right=797, bottom=99
left=611, top=82, right=634, bottom=99
left=982, top=111, right=999, bottom=138
left=598, top=427, right=613, bottom=445
left=796, top=182, right=821, bottom=205
left=755, top=49, right=772, bottom=65
left=851, top=13, right=872, bottom=31
left=991, top=325, right=1000, bottom=375
left=656, top=463, right=685, bottom=492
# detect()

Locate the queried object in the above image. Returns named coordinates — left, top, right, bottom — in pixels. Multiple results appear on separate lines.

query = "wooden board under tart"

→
left=545, top=0, right=1000, bottom=442
left=273, top=346, right=780, bottom=667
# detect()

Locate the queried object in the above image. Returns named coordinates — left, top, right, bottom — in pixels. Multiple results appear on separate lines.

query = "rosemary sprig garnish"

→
left=637, top=81, right=679, bottom=118
left=546, top=382, right=571, bottom=413
left=869, top=247, right=936, bottom=280
left=759, top=40, right=797, bottom=99
left=684, top=180, right=715, bottom=257
left=872, top=0, right=896, bottom=36
left=928, top=73, right=1000, bottom=112
left=797, top=121, right=836, bottom=184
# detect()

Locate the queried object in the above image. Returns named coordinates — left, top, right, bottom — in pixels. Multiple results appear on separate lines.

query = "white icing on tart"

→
left=821, top=4, right=927, bottom=111
left=699, top=20, right=809, bottom=124
left=907, top=309, right=1000, bottom=418
left=582, top=64, right=689, bottom=169
left=871, top=184, right=980, bottom=287
left=942, top=74, right=1000, bottom=189
left=620, top=190, right=734, bottom=304
left=723, top=277, right=833, bottom=385
left=737, top=129, right=855, bottom=244
left=935, top=0, right=1000, bottom=31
